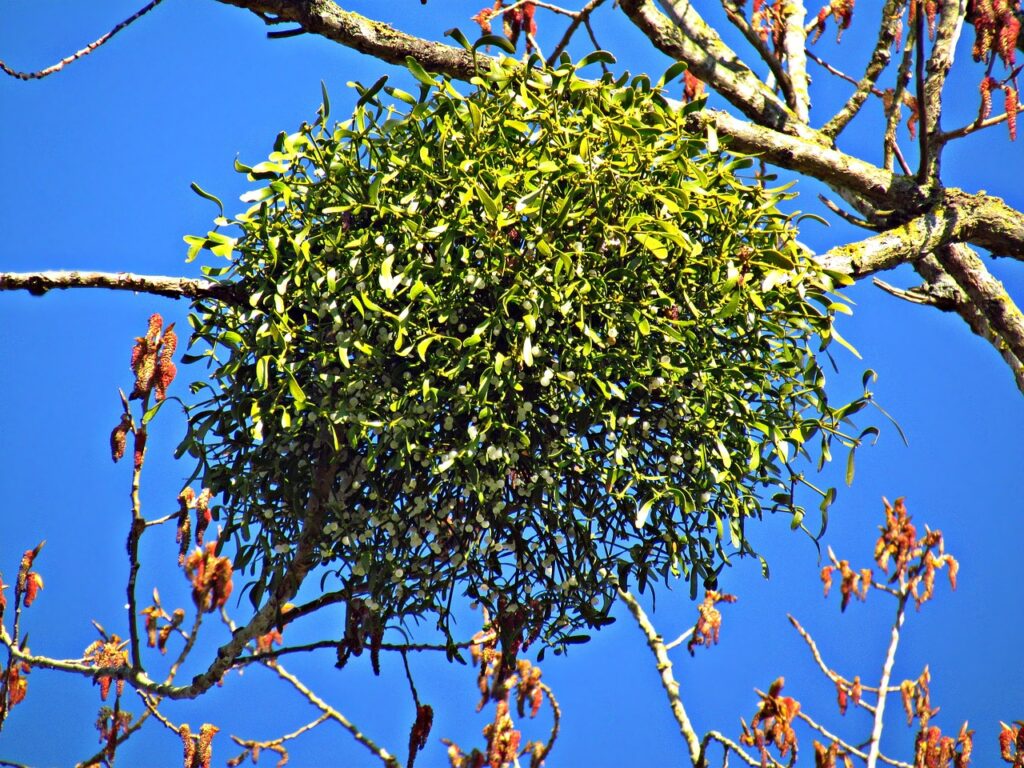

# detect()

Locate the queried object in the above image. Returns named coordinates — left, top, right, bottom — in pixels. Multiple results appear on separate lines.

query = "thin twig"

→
left=940, top=101, right=1024, bottom=141
left=0, top=270, right=238, bottom=302
left=664, top=627, right=696, bottom=652
left=535, top=682, right=562, bottom=764
left=817, top=194, right=885, bottom=231
left=787, top=615, right=899, bottom=700
left=268, top=660, right=397, bottom=765
left=230, top=713, right=330, bottom=758
left=0, top=0, right=166, bottom=80
left=75, top=600, right=204, bottom=766
left=236, top=634, right=482, bottom=666
left=547, top=0, right=609, bottom=64
left=127, top=418, right=147, bottom=671
left=795, top=710, right=913, bottom=768
left=807, top=49, right=885, bottom=94
left=884, top=27, right=917, bottom=172
left=702, top=731, right=763, bottom=768
left=401, top=650, right=421, bottom=708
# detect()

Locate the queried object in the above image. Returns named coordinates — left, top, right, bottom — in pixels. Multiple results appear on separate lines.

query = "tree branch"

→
left=817, top=188, right=1024, bottom=277
left=914, top=251, right=1024, bottom=394
left=821, top=0, right=907, bottom=138
left=618, top=587, right=702, bottom=766
left=865, top=592, right=908, bottom=768
left=264, top=660, right=396, bottom=765
left=681, top=108, right=916, bottom=209
left=934, top=243, right=1024, bottom=367
left=547, top=0, right=610, bottom=64
left=920, top=0, right=968, bottom=180
left=817, top=201, right=959, bottom=277
left=214, top=0, right=479, bottom=79
left=781, top=0, right=811, bottom=122
left=719, top=0, right=795, bottom=110
left=0, top=0, right=166, bottom=81
left=0, top=271, right=238, bottom=302
left=618, top=0, right=808, bottom=137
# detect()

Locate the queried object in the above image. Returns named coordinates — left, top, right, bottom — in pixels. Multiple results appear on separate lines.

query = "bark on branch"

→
left=0, top=271, right=239, bottom=302
left=215, top=0, right=479, bottom=79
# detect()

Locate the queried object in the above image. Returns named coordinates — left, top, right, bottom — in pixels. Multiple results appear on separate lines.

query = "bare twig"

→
left=229, top=713, right=330, bottom=763
left=535, top=682, right=562, bottom=765
left=664, top=627, right=696, bottom=652
left=866, top=591, right=909, bottom=768
left=547, top=0, right=609, bottom=64
left=787, top=615, right=897, bottom=703
left=940, top=100, right=1024, bottom=141
left=884, top=25, right=916, bottom=172
left=618, top=587, right=702, bottom=765
left=795, top=710, right=913, bottom=768
left=268, top=659, right=397, bottom=765
left=702, top=731, right=763, bottom=768
left=0, top=0, right=165, bottom=80
left=126, top=417, right=147, bottom=671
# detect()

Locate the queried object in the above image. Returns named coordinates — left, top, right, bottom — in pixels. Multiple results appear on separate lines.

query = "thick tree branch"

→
left=914, top=251, right=1024, bottom=394
left=781, top=0, right=811, bottom=122
left=817, top=187, right=1024, bottom=277
left=618, top=0, right=809, bottom=137
left=920, top=0, right=968, bottom=180
left=215, top=0, right=479, bottom=79
left=0, top=271, right=239, bottom=302
left=935, top=244, right=1024, bottom=367
left=683, top=109, right=918, bottom=209
left=817, top=200, right=960, bottom=277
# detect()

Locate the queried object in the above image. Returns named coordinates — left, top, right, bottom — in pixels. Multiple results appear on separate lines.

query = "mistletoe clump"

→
left=184, top=53, right=869, bottom=647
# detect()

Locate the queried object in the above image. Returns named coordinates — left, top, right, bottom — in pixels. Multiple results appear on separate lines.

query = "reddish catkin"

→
left=180, top=724, right=195, bottom=768
left=194, top=488, right=213, bottom=546
left=997, top=10, right=1020, bottom=65
left=23, top=572, right=43, bottom=607
left=109, top=413, right=131, bottom=463
left=472, top=7, right=496, bottom=34
left=1006, top=85, right=1018, bottom=140
left=812, top=8, right=828, bottom=43
left=6, top=662, right=30, bottom=708
left=925, top=0, right=939, bottom=39
left=133, top=428, right=147, bottom=471
left=154, top=324, right=178, bottom=401
left=130, top=344, right=155, bottom=399
left=981, top=76, right=998, bottom=119
left=683, top=70, right=705, bottom=103
left=197, top=724, right=218, bottom=768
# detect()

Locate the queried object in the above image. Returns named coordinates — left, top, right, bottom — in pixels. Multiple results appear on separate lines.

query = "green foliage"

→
left=183, top=54, right=870, bottom=648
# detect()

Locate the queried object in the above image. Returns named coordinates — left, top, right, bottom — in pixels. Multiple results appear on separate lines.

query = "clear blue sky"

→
left=2, top=2, right=1023, bottom=766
